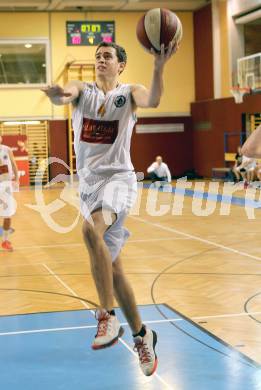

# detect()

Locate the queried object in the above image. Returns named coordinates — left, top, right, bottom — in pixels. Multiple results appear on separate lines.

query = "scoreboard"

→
left=66, top=21, right=115, bottom=46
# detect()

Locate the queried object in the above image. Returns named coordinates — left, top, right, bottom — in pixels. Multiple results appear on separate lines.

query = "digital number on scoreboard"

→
left=66, top=21, right=115, bottom=46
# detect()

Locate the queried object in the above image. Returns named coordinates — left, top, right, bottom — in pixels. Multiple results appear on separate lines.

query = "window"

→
left=244, top=23, right=261, bottom=56
left=0, top=39, right=50, bottom=87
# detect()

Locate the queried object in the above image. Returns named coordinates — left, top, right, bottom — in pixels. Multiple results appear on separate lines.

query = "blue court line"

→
left=143, top=183, right=261, bottom=209
left=0, top=304, right=260, bottom=390
left=34, top=181, right=261, bottom=208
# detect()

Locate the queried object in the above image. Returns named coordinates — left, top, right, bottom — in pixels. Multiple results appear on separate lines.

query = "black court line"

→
left=244, top=292, right=261, bottom=325
left=0, top=287, right=98, bottom=318
left=163, top=303, right=261, bottom=369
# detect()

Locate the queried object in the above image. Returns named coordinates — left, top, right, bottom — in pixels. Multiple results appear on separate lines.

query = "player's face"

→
left=156, top=156, right=162, bottom=164
left=95, top=47, right=125, bottom=77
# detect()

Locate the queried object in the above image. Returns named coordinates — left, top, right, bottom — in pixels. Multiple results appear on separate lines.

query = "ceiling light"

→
left=3, top=121, right=41, bottom=125
left=24, top=43, right=32, bottom=48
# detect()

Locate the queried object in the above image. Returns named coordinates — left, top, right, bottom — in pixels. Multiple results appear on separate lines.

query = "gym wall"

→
left=0, top=11, right=194, bottom=118
left=192, top=95, right=261, bottom=177
left=0, top=11, right=195, bottom=178
left=193, top=1, right=261, bottom=178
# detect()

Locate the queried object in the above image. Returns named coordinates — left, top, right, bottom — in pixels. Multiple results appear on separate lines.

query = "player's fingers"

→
left=41, top=85, right=51, bottom=92
left=53, top=85, right=70, bottom=96
left=169, top=41, right=178, bottom=56
left=54, top=84, right=64, bottom=92
left=167, top=41, right=174, bottom=57
left=173, top=41, right=180, bottom=53
left=151, top=47, right=159, bottom=58
left=45, top=85, right=58, bottom=92
left=160, top=43, right=165, bottom=56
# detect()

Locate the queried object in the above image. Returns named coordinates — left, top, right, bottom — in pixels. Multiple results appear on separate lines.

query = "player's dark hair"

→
left=96, top=42, right=127, bottom=64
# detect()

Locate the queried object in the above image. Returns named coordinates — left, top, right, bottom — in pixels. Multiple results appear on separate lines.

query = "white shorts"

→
left=79, top=171, right=137, bottom=261
left=0, top=181, right=16, bottom=218
left=236, top=164, right=256, bottom=172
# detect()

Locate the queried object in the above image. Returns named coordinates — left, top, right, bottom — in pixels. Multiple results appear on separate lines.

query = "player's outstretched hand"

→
left=151, top=41, right=179, bottom=69
left=41, top=85, right=72, bottom=98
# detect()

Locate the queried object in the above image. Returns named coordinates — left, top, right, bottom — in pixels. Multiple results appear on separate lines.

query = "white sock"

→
left=3, top=230, right=9, bottom=242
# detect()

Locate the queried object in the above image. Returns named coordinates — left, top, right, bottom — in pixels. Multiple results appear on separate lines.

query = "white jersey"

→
left=72, top=82, right=137, bottom=177
left=0, top=144, right=12, bottom=181
left=0, top=145, right=16, bottom=217
left=147, top=162, right=172, bottom=182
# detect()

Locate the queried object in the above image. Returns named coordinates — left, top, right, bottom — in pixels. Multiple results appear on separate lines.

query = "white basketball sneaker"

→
left=133, top=327, right=158, bottom=376
left=92, top=309, right=124, bottom=350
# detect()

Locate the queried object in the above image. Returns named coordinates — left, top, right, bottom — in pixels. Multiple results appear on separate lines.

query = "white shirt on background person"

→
left=147, top=161, right=171, bottom=183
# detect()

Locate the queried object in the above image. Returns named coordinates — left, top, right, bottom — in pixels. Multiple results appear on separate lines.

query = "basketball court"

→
left=0, top=184, right=260, bottom=389
left=0, top=0, right=261, bottom=389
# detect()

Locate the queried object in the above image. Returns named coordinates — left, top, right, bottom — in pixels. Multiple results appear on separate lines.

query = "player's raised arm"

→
left=41, top=80, right=84, bottom=105
left=131, top=41, right=178, bottom=109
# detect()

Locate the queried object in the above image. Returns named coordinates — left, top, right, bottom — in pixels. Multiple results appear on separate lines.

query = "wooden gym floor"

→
left=0, top=181, right=260, bottom=388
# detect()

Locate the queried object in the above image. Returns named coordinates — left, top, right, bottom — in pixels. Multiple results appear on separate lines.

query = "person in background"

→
left=17, top=140, right=28, bottom=155
left=147, top=155, right=171, bottom=184
left=254, top=162, right=261, bottom=188
left=235, top=154, right=256, bottom=189
left=0, top=136, right=19, bottom=251
left=232, top=146, right=243, bottom=183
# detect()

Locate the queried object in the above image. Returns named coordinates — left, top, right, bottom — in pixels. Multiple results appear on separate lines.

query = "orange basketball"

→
left=136, top=8, right=183, bottom=53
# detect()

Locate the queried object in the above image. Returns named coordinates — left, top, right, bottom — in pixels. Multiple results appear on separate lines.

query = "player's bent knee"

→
left=112, top=259, right=124, bottom=279
left=82, top=221, right=100, bottom=242
left=82, top=220, right=104, bottom=242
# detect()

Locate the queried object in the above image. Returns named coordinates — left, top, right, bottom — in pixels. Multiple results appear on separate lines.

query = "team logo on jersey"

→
left=114, top=95, right=126, bottom=108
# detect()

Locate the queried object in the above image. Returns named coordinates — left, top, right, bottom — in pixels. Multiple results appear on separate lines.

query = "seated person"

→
left=255, top=162, right=261, bottom=186
left=232, top=146, right=243, bottom=182
left=235, top=155, right=256, bottom=187
left=147, top=156, right=171, bottom=183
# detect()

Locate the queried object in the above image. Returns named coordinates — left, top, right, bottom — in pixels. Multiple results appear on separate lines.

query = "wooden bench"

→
left=211, top=167, right=231, bottom=180
left=212, top=153, right=235, bottom=180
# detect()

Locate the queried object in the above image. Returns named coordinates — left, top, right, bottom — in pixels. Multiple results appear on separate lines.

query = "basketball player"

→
left=0, top=136, right=19, bottom=251
left=42, top=40, right=177, bottom=376
left=147, top=155, right=172, bottom=183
